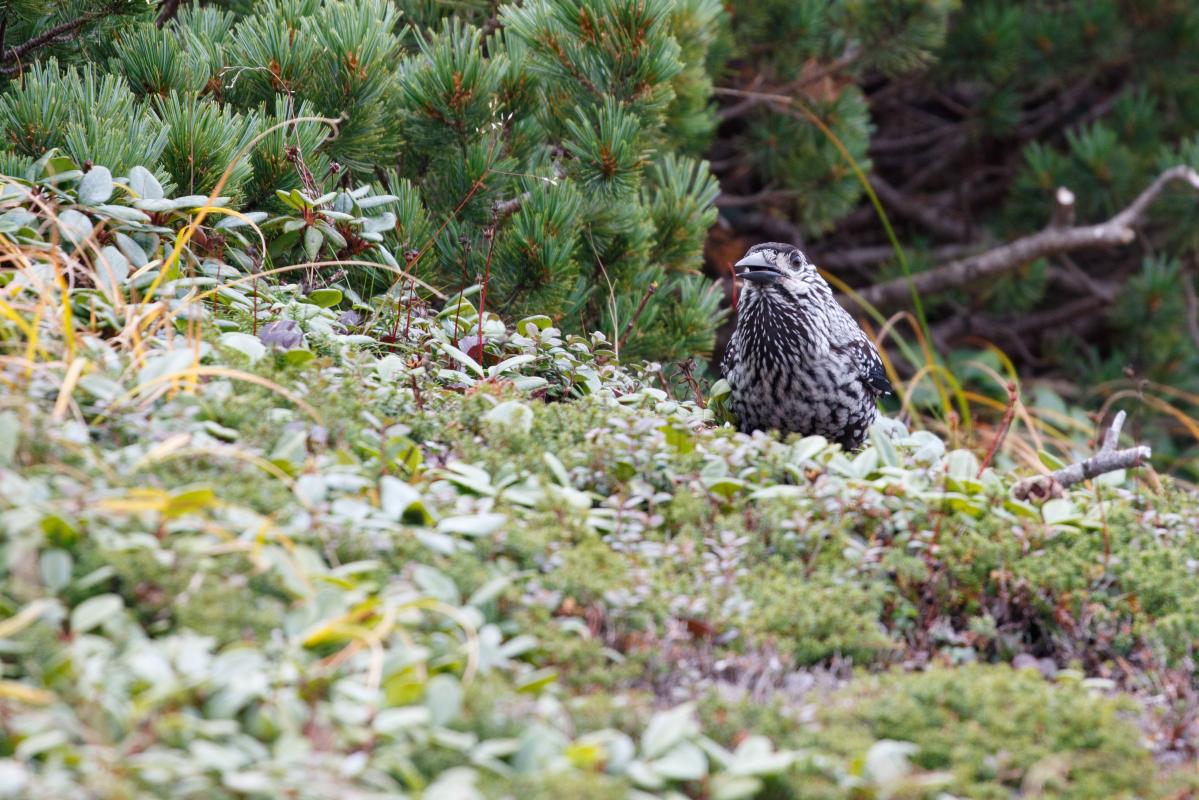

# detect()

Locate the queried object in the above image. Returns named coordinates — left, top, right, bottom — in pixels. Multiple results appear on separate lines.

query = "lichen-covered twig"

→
left=1012, top=410, right=1152, bottom=501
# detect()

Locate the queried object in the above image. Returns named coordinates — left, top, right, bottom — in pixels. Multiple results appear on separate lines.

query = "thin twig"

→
left=1012, top=410, right=1152, bottom=501
left=617, top=281, right=658, bottom=354
left=677, top=358, right=705, bottom=409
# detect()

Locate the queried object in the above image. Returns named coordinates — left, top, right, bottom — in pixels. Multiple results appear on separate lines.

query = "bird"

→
left=722, top=242, right=892, bottom=450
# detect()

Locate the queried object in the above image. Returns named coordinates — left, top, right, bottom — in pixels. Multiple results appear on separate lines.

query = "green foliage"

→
left=0, top=0, right=727, bottom=364
left=156, top=91, right=259, bottom=199
left=704, top=666, right=1162, bottom=799
left=1, top=166, right=1197, bottom=797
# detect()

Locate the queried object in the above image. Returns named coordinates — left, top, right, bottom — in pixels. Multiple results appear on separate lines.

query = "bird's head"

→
left=733, top=242, right=821, bottom=298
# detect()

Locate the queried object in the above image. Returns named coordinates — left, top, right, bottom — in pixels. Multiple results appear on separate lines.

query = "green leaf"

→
left=56, top=209, right=94, bottom=247
left=870, top=425, right=899, bottom=467
left=373, top=706, right=432, bottom=734
left=127, top=166, right=164, bottom=200
left=380, top=477, right=434, bottom=524
left=946, top=449, right=979, bottom=479
left=70, top=594, right=123, bottom=633
left=38, top=549, right=73, bottom=592
left=791, top=435, right=829, bottom=463
left=517, top=315, right=552, bottom=335
left=651, top=741, right=708, bottom=781
left=642, top=703, right=698, bottom=759
left=356, top=194, right=399, bottom=209
left=438, top=513, right=507, bottom=537
left=414, top=564, right=461, bottom=604
left=165, top=487, right=217, bottom=518
left=425, top=674, right=464, bottom=726
left=96, top=204, right=151, bottom=224
left=304, top=225, right=324, bottom=260
left=0, top=411, right=18, bottom=467
left=482, top=400, right=533, bottom=433
left=1038, top=450, right=1067, bottom=471
left=96, top=246, right=129, bottom=293
left=78, top=374, right=122, bottom=402
left=704, top=477, right=745, bottom=499
left=219, top=332, right=266, bottom=363
left=282, top=349, right=316, bottom=366
left=133, top=198, right=176, bottom=213
left=308, top=288, right=342, bottom=308
left=711, top=774, right=764, bottom=800
left=441, top=344, right=485, bottom=377
left=729, top=736, right=795, bottom=776
left=78, top=167, right=114, bottom=205
left=516, top=668, right=558, bottom=694
left=316, top=220, right=347, bottom=250
left=1042, top=498, right=1080, bottom=525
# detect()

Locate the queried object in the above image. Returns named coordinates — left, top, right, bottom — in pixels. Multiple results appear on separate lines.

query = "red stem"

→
left=978, top=381, right=1019, bottom=476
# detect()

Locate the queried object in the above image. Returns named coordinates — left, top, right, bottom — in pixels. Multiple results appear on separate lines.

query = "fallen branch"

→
left=853, top=165, right=1199, bottom=310
left=1012, top=410, right=1151, bottom=502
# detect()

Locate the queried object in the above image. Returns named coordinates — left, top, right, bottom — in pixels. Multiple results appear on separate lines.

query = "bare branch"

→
left=156, top=0, right=183, bottom=28
left=1012, top=410, right=1152, bottom=501
left=492, top=192, right=529, bottom=220
left=852, top=166, right=1199, bottom=310
left=1049, top=187, right=1075, bottom=229
left=1, top=13, right=98, bottom=72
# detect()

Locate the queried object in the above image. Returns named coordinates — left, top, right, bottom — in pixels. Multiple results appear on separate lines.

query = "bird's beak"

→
left=733, top=251, right=782, bottom=284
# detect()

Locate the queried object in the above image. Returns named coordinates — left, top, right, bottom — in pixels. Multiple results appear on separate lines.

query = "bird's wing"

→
left=721, top=329, right=738, bottom=379
left=825, top=295, right=892, bottom=397
left=830, top=332, right=892, bottom=397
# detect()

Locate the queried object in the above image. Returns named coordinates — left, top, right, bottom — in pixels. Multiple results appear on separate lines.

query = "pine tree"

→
left=0, top=0, right=727, bottom=364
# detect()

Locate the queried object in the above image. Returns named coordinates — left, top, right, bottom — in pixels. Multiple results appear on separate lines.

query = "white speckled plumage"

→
left=722, top=242, right=892, bottom=449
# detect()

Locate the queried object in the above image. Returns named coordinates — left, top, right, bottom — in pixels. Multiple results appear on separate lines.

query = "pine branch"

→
left=1012, top=411, right=1151, bottom=502
left=1, top=12, right=99, bottom=73
left=852, top=166, right=1199, bottom=310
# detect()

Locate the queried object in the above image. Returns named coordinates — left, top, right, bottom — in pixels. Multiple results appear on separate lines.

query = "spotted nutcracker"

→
left=722, top=242, right=893, bottom=449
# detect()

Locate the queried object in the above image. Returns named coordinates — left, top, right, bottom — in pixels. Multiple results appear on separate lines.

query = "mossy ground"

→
left=5, top=320, right=1199, bottom=798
